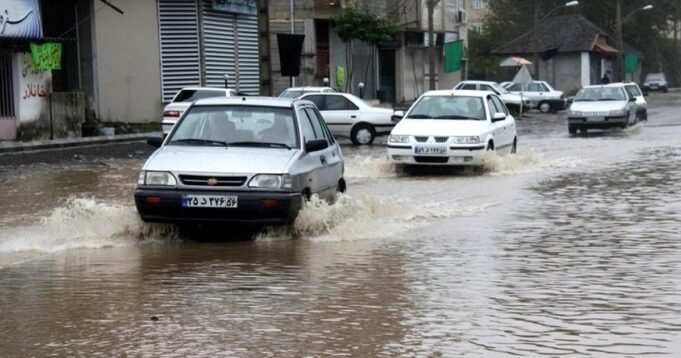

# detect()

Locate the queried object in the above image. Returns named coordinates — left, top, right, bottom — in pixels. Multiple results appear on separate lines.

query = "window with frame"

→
left=325, top=95, right=358, bottom=111
left=473, top=0, right=486, bottom=9
left=298, top=109, right=319, bottom=143
left=480, top=84, right=498, bottom=94
left=527, top=83, right=543, bottom=92
left=304, top=107, right=334, bottom=143
left=305, top=95, right=326, bottom=110
left=460, top=83, right=477, bottom=90
left=491, top=96, right=508, bottom=115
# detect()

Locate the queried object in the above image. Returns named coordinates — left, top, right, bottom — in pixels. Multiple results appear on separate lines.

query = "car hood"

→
left=570, top=101, right=628, bottom=112
left=144, top=146, right=299, bottom=174
left=391, top=119, right=488, bottom=136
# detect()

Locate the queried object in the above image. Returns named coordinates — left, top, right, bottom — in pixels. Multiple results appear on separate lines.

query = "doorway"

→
left=0, top=53, right=16, bottom=140
left=378, top=49, right=396, bottom=103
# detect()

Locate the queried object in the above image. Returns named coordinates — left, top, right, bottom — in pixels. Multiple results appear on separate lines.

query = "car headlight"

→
left=249, top=174, right=292, bottom=189
left=388, top=135, right=410, bottom=144
left=643, top=83, right=650, bottom=86
left=451, top=136, right=480, bottom=144
left=139, top=171, right=177, bottom=186
left=569, top=110, right=583, bottom=116
left=607, top=109, right=627, bottom=116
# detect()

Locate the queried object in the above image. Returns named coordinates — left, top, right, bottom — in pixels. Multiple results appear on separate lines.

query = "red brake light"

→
left=163, top=110, right=181, bottom=117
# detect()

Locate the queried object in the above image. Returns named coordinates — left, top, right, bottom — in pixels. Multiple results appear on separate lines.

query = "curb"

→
left=0, top=132, right=160, bottom=155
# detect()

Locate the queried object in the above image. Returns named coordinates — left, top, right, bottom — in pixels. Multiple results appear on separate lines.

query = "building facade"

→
left=1, top=0, right=260, bottom=141
left=268, top=0, right=469, bottom=104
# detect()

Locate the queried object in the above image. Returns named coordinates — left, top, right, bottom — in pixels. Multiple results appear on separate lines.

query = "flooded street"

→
left=1, top=97, right=681, bottom=356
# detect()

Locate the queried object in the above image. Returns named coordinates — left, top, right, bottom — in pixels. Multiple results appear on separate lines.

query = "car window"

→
left=173, top=90, right=226, bottom=103
left=280, top=89, right=303, bottom=99
left=625, top=85, right=642, bottom=97
left=168, top=105, right=298, bottom=148
left=305, top=95, right=326, bottom=110
left=508, top=83, right=522, bottom=92
left=304, top=107, right=334, bottom=143
left=298, top=109, right=319, bottom=143
left=480, top=84, right=498, bottom=94
left=407, top=95, right=485, bottom=120
left=527, top=83, right=543, bottom=92
left=491, top=96, right=508, bottom=115
left=325, top=95, right=358, bottom=111
left=540, top=83, right=551, bottom=92
left=460, top=83, right=477, bottom=90
left=574, top=87, right=627, bottom=102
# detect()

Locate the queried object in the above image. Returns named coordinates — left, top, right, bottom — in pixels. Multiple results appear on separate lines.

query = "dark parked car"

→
left=643, top=73, right=668, bottom=93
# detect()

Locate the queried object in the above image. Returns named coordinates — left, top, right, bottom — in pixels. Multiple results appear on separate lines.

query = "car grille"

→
left=434, top=136, right=448, bottom=143
left=414, top=156, right=449, bottom=164
left=415, top=136, right=429, bottom=143
left=179, top=175, right=247, bottom=187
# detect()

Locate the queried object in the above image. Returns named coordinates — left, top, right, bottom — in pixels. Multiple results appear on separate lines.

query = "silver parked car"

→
left=135, top=97, right=346, bottom=225
left=642, top=73, right=668, bottom=93
left=567, top=84, right=639, bottom=135
left=506, top=81, right=567, bottom=113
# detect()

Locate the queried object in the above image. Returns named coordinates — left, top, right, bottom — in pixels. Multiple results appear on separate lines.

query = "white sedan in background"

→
left=162, top=87, right=234, bottom=134
left=388, top=90, right=517, bottom=166
left=567, top=84, right=639, bottom=135
left=300, top=92, right=398, bottom=145
left=279, top=87, right=336, bottom=98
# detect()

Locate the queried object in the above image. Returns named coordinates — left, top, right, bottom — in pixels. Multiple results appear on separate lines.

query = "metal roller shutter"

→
left=158, top=0, right=201, bottom=103
left=201, top=0, right=259, bottom=95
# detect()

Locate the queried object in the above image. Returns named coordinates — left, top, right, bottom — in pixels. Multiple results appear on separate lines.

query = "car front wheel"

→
left=538, top=101, right=552, bottom=113
left=568, top=124, right=577, bottom=135
left=350, top=123, right=375, bottom=145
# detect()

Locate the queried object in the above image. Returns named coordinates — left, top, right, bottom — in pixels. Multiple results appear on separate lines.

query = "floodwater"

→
left=1, top=98, right=681, bottom=356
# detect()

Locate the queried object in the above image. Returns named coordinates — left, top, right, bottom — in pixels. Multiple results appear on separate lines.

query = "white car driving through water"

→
left=567, top=83, right=639, bottom=135
left=387, top=90, right=518, bottom=166
left=136, top=97, right=345, bottom=225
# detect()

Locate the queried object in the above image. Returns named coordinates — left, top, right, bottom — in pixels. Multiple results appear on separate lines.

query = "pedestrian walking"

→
left=601, top=70, right=611, bottom=84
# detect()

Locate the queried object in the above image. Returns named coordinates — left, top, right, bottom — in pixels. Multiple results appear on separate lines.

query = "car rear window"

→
left=173, top=90, right=226, bottom=103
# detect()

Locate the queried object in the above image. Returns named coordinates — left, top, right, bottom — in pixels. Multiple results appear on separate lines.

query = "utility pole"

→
left=427, top=0, right=439, bottom=90
left=289, top=0, right=295, bottom=87
left=533, top=0, right=540, bottom=80
left=257, top=0, right=272, bottom=95
left=615, top=0, right=623, bottom=82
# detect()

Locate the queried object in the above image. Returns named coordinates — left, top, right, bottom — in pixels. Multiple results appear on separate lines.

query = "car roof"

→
left=459, top=80, right=498, bottom=85
left=178, top=87, right=231, bottom=92
left=581, top=84, right=626, bottom=89
left=421, top=90, right=490, bottom=98
left=283, top=87, right=333, bottom=91
left=193, top=96, right=312, bottom=108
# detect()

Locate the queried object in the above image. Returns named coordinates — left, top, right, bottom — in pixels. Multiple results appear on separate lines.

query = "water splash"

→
left=0, top=197, right=175, bottom=256
left=344, top=155, right=401, bottom=179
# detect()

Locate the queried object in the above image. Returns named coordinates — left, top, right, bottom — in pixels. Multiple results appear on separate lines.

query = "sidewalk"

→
left=0, top=133, right=160, bottom=155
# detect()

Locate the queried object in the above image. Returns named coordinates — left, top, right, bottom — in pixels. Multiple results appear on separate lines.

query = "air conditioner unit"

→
left=457, top=10, right=468, bottom=24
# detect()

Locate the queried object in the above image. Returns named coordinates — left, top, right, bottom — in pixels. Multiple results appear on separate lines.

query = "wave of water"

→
left=0, top=198, right=174, bottom=260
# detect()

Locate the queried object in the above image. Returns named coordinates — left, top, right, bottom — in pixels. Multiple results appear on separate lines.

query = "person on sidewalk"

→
left=601, top=70, right=611, bottom=85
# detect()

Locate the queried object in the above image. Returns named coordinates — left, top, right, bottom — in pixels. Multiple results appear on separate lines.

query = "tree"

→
left=333, top=1, right=399, bottom=92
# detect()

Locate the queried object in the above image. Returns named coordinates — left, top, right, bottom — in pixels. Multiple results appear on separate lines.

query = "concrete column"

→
left=580, top=52, right=590, bottom=87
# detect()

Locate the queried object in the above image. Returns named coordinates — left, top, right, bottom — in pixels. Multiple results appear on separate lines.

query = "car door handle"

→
left=350, top=115, right=357, bottom=119
left=320, top=155, right=327, bottom=165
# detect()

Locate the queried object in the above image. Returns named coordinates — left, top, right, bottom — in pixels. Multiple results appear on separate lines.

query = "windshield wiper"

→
left=406, top=114, right=433, bottom=119
left=574, top=99, right=593, bottom=102
left=227, top=141, right=291, bottom=149
left=169, top=138, right=228, bottom=146
left=598, top=98, right=621, bottom=101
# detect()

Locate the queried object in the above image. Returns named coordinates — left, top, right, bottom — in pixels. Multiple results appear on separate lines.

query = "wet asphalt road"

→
left=0, top=94, right=680, bottom=356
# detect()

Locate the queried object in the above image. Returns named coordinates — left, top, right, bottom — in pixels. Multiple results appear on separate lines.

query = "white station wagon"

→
left=388, top=90, right=518, bottom=166
left=136, top=97, right=345, bottom=225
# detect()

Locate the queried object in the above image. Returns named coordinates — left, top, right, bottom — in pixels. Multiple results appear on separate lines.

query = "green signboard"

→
left=30, top=42, right=62, bottom=70
left=335, top=66, right=346, bottom=88
left=444, top=40, right=464, bottom=73
left=624, top=53, right=639, bottom=75
left=212, top=0, right=256, bottom=16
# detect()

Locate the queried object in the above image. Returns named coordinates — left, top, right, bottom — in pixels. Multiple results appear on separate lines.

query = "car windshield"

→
left=646, top=73, right=665, bottom=81
left=173, top=90, right=226, bottom=103
left=491, top=83, right=509, bottom=94
left=574, top=87, right=626, bottom=102
left=279, top=90, right=303, bottom=99
left=407, top=96, right=485, bottom=120
left=168, top=106, right=298, bottom=149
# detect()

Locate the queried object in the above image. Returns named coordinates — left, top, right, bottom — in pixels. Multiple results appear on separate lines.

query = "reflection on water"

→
left=0, top=148, right=680, bottom=356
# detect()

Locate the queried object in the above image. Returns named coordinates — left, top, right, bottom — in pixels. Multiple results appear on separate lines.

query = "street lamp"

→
left=615, top=3, right=653, bottom=81
left=533, top=1, right=580, bottom=79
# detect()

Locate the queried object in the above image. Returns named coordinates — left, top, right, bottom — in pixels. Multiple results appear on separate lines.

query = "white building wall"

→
left=580, top=52, right=590, bottom=88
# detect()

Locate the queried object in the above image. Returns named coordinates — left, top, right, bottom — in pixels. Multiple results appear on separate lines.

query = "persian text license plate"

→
left=414, top=146, right=447, bottom=155
left=182, top=195, right=238, bottom=208
left=586, top=116, right=605, bottom=122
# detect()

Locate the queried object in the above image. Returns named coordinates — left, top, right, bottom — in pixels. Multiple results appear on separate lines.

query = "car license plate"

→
left=414, top=146, right=447, bottom=155
left=587, top=116, right=604, bottom=122
left=182, top=195, right=237, bottom=208
left=651, top=85, right=658, bottom=89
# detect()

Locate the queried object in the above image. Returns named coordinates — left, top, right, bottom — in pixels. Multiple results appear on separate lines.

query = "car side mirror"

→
left=492, top=112, right=506, bottom=122
left=629, top=96, right=636, bottom=102
left=392, top=110, right=405, bottom=121
left=305, top=139, right=329, bottom=153
left=147, top=136, right=164, bottom=148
